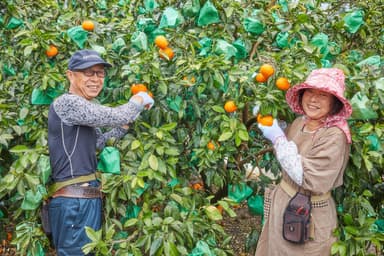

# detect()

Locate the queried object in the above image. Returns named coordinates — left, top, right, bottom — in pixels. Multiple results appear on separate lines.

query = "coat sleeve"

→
left=53, top=94, right=142, bottom=127
left=301, top=128, right=349, bottom=194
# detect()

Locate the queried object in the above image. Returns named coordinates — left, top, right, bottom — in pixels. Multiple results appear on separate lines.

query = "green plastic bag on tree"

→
left=197, top=0, right=220, bottom=27
left=112, top=38, right=126, bottom=53
left=6, top=17, right=23, bottom=29
left=271, top=11, right=286, bottom=30
left=182, top=0, right=200, bottom=18
left=31, top=86, right=63, bottom=105
left=311, top=33, right=328, bottom=51
left=21, top=185, right=47, bottom=210
left=374, top=219, right=384, bottom=233
left=168, top=178, right=179, bottom=187
left=125, top=203, right=141, bottom=219
left=356, top=55, right=381, bottom=68
left=67, top=26, right=88, bottom=49
left=96, top=0, right=107, bottom=10
left=214, top=39, right=237, bottom=60
left=131, top=31, right=148, bottom=51
left=348, top=50, right=363, bottom=62
left=167, top=96, right=182, bottom=112
left=278, top=0, right=289, bottom=12
left=233, top=38, right=248, bottom=60
left=159, top=7, right=185, bottom=29
left=135, top=182, right=149, bottom=196
left=27, top=241, right=45, bottom=256
left=367, top=134, right=381, bottom=151
left=243, top=17, right=265, bottom=35
left=350, top=92, right=378, bottom=120
left=3, top=63, right=16, bottom=76
left=38, top=155, right=51, bottom=185
left=228, top=183, right=253, bottom=203
left=97, top=146, right=121, bottom=174
left=248, top=195, right=264, bottom=216
left=189, top=240, right=214, bottom=256
left=136, top=18, right=157, bottom=33
left=198, top=37, right=212, bottom=56
left=144, top=0, right=158, bottom=12
left=275, top=31, right=289, bottom=48
left=344, top=10, right=364, bottom=34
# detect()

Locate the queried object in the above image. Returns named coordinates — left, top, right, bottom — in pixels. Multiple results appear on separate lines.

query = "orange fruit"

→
left=276, top=77, right=290, bottom=91
left=130, top=83, right=148, bottom=95
left=82, top=20, right=95, bottom=31
left=217, top=205, right=224, bottom=214
left=159, top=47, right=174, bottom=60
left=224, top=100, right=237, bottom=113
left=255, top=73, right=268, bottom=83
left=192, top=183, right=203, bottom=190
left=257, top=114, right=274, bottom=126
left=207, top=141, right=215, bottom=150
left=46, top=45, right=58, bottom=58
left=259, top=64, right=275, bottom=78
left=154, top=35, right=169, bottom=49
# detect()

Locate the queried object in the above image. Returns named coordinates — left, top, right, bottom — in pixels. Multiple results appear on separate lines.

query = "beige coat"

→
left=255, top=116, right=350, bottom=256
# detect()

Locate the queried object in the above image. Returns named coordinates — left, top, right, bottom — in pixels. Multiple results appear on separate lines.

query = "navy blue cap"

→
left=68, top=49, right=112, bottom=70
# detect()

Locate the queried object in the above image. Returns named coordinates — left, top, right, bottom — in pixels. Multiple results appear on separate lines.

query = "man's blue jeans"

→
left=48, top=195, right=102, bottom=256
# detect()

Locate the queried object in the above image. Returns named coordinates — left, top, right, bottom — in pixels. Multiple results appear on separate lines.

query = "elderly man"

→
left=47, top=49, right=153, bottom=255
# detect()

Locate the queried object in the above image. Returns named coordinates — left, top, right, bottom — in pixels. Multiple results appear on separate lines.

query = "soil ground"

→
left=222, top=203, right=262, bottom=256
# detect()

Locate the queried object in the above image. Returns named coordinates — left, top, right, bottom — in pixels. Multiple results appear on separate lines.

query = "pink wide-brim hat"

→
left=286, top=68, right=352, bottom=117
left=286, top=68, right=353, bottom=143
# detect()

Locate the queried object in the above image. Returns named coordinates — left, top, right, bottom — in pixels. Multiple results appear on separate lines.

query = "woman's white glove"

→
left=258, top=119, right=285, bottom=144
left=252, top=105, right=260, bottom=116
left=129, top=91, right=154, bottom=109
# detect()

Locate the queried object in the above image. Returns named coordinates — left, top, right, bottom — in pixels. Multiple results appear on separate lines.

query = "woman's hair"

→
left=298, top=89, right=343, bottom=116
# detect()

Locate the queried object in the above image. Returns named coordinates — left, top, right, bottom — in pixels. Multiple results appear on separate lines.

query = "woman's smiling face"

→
left=301, top=88, right=334, bottom=120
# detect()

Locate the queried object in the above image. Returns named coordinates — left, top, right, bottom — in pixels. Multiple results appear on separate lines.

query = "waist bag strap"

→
left=280, top=179, right=331, bottom=202
left=48, top=173, right=97, bottom=196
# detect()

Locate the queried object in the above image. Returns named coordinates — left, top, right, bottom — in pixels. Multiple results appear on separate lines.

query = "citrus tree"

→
left=0, top=0, right=383, bottom=255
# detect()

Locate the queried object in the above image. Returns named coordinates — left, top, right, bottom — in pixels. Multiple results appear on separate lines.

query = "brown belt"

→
left=52, top=185, right=102, bottom=199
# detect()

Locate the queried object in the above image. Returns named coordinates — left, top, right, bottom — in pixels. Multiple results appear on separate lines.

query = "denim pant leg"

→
left=48, top=197, right=102, bottom=256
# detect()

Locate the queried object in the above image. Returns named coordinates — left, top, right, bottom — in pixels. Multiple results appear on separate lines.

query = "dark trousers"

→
left=48, top=196, right=102, bottom=256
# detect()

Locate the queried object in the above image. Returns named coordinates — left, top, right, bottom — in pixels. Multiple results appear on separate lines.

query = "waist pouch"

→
left=41, top=200, right=51, bottom=235
left=283, top=192, right=312, bottom=244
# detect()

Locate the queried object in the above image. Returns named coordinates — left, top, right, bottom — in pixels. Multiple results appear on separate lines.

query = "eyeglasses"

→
left=74, top=69, right=106, bottom=78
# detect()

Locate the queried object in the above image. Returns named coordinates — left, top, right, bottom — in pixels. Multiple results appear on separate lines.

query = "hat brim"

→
left=286, top=82, right=352, bottom=118
left=71, top=61, right=112, bottom=70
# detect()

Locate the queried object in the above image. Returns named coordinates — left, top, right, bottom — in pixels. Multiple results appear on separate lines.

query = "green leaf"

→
left=131, top=140, right=141, bottom=150
left=218, top=132, right=233, bottom=141
left=205, top=205, right=223, bottom=221
left=124, top=218, right=138, bottom=227
left=212, top=105, right=225, bottom=113
left=160, top=122, right=177, bottom=131
left=149, top=154, right=159, bottom=170
left=150, top=237, right=163, bottom=256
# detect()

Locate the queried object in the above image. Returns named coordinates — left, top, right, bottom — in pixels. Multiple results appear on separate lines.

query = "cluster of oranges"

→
left=255, top=63, right=274, bottom=83
left=254, top=63, right=291, bottom=91
left=45, top=20, right=95, bottom=58
left=155, top=35, right=174, bottom=61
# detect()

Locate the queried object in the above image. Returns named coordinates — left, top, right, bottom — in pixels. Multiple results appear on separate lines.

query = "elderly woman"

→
left=255, top=68, right=352, bottom=255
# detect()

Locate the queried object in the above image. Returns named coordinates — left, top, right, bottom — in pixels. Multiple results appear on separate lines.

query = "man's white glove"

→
left=258, top=119, right=285, bottom=144
left=129, top=91, right=154, bottom=109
